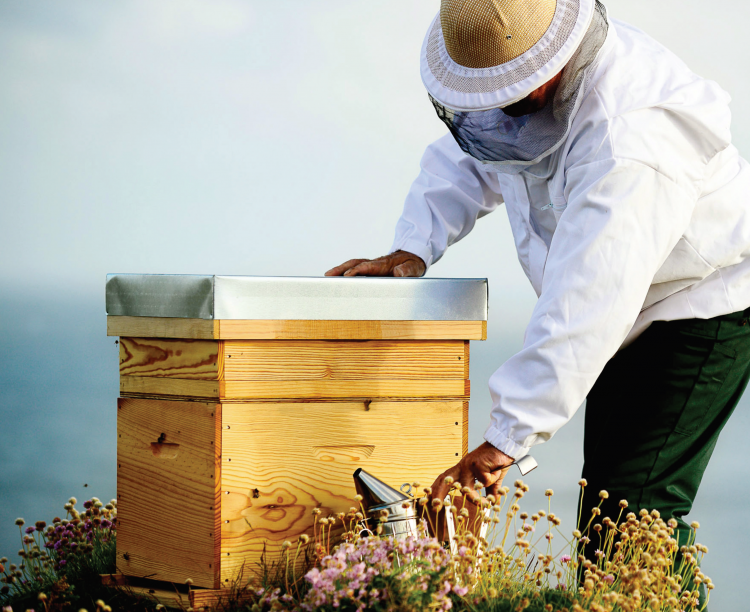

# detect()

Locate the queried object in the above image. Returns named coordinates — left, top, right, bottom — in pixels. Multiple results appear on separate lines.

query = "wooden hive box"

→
left=106, top=274, right=487, bottom=593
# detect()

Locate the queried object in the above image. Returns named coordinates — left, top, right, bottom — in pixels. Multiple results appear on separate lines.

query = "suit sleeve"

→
left=390, top=133, right=504, bottom=269
left=484, top=155, right=698, bottom=458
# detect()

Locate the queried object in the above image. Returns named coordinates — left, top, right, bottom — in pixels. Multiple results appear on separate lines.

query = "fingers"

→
left=324, top=259, right=368, bottom=276
left=457, top=466, right=484, bottom=504
left=324, top=257, right=391, bottom=277
left=325, top=251, right=426, bottom=278
left=430, top=465, right=460, bottom=503
left=393, top=260, right=424, bottom=277
left=484, top=465, right=511, bottom=499
left=485, top=481, right=502, bottom=500
left=342, top=258, right=392, bottom=277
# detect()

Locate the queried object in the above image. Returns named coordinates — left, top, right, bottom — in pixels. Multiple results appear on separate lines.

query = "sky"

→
left=1, top=1, right=749, bottom=609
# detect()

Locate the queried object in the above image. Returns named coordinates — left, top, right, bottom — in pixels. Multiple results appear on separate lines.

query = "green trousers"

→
left=579, top=307, right=750, bottom=600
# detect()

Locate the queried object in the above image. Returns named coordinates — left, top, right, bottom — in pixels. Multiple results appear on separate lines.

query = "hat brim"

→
left=421, top=0, right=595, bottom=112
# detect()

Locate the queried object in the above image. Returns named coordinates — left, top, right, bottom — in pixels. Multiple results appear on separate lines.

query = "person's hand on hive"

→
left=326, top=251, right=427, bottom=276
left=325, top=250, right=426, bottom=277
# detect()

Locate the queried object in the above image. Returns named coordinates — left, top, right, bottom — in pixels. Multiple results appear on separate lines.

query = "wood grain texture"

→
left=100, top=573, right=127, bottom=586
left=218, top=320, right=487, bottom=341
left=190, top=589, right=253, bottom=609
left=462, top=401, right=469, bottom=457
left=99, top=574, right=191, bottom=606
left=117, top=398, right=221, bottom=588
left=108, top=316, right=218, bottom=339
left=119, top=392, right=472, bottom=405
left=120, top=376, right=221, bottom=398
left=120, top=338, right=220, bottom=380
left=218, top=400, right=464, bottom=583
left=120, top=376, right=469, bottom=400
left=222, top=340, right=466, bottom=380
left=123, top=585, right=188, bottom=607
left=221, top=379, right=469, bottom=400
left=107, top=317, right=486, bottom=340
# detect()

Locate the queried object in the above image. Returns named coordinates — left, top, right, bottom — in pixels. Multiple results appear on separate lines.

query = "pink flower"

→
left=560, top=554, right=572, bottom=564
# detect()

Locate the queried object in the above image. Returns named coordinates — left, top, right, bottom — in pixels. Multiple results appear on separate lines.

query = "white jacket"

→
left=390, top=18, right=750, bottom=459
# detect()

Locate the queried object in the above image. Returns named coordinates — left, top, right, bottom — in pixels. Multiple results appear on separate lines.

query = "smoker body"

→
left=107, top=274, right=487, bottom=590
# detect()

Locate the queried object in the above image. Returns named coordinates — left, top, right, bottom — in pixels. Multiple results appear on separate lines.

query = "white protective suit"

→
left=390, top=18, right=750, bottom=459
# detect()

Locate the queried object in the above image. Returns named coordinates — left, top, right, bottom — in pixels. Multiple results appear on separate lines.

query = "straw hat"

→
left=422, top=0, right=596, bottom=111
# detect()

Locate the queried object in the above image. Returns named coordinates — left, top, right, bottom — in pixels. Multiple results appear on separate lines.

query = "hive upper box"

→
left=106, top=274, right=488, bottom=321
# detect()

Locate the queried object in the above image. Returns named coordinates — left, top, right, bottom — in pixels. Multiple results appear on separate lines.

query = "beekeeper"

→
left=326, top=0, right=750, bottom=546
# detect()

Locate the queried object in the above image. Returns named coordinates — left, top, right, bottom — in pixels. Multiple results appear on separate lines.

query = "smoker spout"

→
left=353, top=468, right=410, bottom=513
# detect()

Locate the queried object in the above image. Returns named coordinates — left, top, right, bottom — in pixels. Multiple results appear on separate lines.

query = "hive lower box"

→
left=117, top=396, right=466, bottom=588
left=107, top=275, right=487, bottom=593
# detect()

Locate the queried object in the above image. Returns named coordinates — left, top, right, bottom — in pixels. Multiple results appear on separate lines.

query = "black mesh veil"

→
left=431, top=2, right=609, bottom=169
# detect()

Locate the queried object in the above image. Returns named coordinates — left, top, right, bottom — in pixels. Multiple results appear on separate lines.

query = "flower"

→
left=560, top=554, right=572, bottom=564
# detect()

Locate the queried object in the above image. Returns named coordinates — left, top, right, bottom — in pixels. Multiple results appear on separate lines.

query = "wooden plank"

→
left=124, top=585, right=187, bottom=606
left=117, top=398, right=221, bottom=588
left=219, top=400, right=464, bottom=584
left=120, top=376, right=469, bottom=400
left=190, top=589, right=253, bottom=609
left=463, top=341, right=470, bottom=379
left=108, top=316, right=218, bottom=339
left=222, top=340, right=466, bottom=380
left=108, top=317, right=487, bottom=340
left=218, top=320, right=486, bottom=340
left=222, top=379, right=469, bottom=399
left=120, top=392, right=471, bottom=404
left=100, top=574, right=191, bottom=607
left=101, top=573, right=128, bottom=586
left=462, top=401, right=469, bottom=457
left=120, top=338, right=221, bottom=380
left=120, top=376, right=222, bottom=398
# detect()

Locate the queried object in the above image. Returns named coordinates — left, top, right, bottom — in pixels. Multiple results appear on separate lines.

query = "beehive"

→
left=106, top=274, right=487, bottom=592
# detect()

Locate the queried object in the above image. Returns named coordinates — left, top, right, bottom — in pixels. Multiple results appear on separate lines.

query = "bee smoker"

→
left=352, top=457, right=538, bottom=544
left=352, top=468, right=418, bottom=541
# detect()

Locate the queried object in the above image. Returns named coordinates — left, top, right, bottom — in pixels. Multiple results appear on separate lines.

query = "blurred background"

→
left=1, top=1, right=748, bottom=608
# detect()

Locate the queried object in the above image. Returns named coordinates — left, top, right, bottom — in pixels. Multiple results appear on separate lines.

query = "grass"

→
left=0, top=481, right=712, bottom=612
